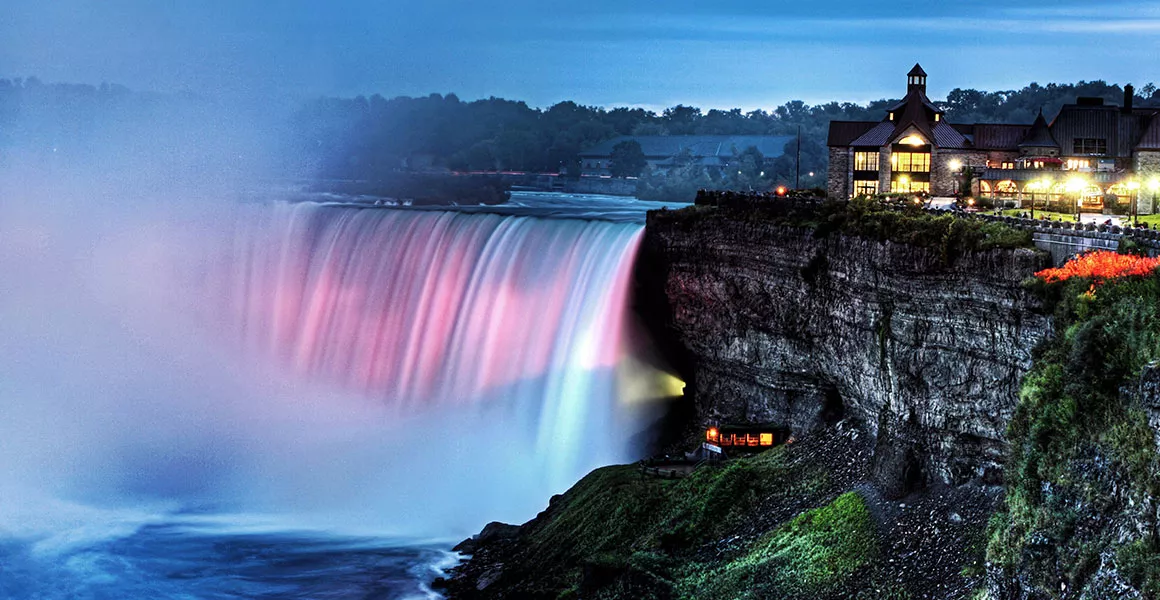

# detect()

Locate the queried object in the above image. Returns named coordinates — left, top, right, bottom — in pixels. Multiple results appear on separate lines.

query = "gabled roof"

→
left=827, top=121, right=878, bottom=146
left=971, top=124, right=1030, bottom=150
left=888, top=89, right=936, bottom=144
left=1018, top=110, right=1059, bottom=148
left=849, top=122, right=896, bottom=146
left=1135, top=115, right=1160, bottom=150
left=933, top=122, right=970, bottom=148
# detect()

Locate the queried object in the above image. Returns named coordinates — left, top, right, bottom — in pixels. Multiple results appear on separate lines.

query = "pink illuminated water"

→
left=204, top=202, right=652, bottom=482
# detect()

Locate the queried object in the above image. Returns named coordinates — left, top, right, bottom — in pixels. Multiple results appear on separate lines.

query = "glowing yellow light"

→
left=1128, top=180, right=1141, bottom=191
left=707, top=428, right=719, bottom=441
left=1066, top=177, right=1087, bottom=192
left=759, top=433, right=774, bottom=446
left=657, top=372, right=686, bottom=397
left=967, top=198, right=975, bottom=206
left=617, top=361, right=685, bottom=405
left=1150, top=178, right=1160, bottom=191
left=949, top=159, right=962, bottom=171
left=899, top=135, right=925, bottom=146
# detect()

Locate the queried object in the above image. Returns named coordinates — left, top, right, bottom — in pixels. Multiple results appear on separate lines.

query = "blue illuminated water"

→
left=0, top=192, right=687, bottom=599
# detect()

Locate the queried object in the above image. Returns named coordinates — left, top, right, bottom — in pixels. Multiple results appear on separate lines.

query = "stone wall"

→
left=641, top=213, right=1053, bottom=495
left=1135, top=150, right=1160, bottom=213
left=827, top=147, right=850, bottom=199
left=931, top=150, right=988, bottom=197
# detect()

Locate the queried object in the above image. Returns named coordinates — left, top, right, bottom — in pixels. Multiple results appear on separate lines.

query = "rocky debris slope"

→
left=440, top=426, right=1000, bottom=600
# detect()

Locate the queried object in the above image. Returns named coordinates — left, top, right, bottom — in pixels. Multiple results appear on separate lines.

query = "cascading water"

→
left=0, top=193, right=680, bottom=599
left=208, top=202, right=654, bottom=489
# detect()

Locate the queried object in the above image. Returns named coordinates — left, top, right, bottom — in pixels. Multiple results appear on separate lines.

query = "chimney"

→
left=1125, top=84, right=1135, bottom=113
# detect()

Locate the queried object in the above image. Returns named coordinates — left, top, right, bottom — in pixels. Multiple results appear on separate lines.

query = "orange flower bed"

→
left=1035, top=250, right=1160, bottom=283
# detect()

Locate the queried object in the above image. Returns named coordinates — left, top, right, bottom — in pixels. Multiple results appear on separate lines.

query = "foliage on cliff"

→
left=683, top=492, right=876, bottom=599
left=1033, top=249, right=1160, bottom=284
left=987, top=257, right=1160, bottom=597
left=445, top=430, right=898, bottom=600
left=650, top=198, right=1033, bottom=261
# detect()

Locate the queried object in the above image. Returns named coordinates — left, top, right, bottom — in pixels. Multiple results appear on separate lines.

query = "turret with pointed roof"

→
left=907, top=63, right=927, bottom=94
left=1017, top=109, right=1060, bottom=154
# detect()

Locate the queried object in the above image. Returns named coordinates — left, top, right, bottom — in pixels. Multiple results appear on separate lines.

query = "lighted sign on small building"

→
left=706, top=426, right=785, bottom=449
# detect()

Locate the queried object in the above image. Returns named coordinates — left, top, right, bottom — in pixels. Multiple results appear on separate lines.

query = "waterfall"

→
left=198, top=203, right=660, bottom=512
left=0, top=198, right=671, bottom=537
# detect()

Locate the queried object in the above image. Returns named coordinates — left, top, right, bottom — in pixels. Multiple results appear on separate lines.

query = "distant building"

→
left=827, top=64, right=1160, bottom=212
left=578, top=135, right=795, bottom=177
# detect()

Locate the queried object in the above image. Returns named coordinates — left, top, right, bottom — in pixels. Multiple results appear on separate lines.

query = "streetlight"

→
left=1149, top=178, right=1160, bottom=222
left=1128, top=180, right=1141, bottom=226
left=1067, top=176, right=1087, bottom=221
left=1026, top=180, right=1040, bottom=219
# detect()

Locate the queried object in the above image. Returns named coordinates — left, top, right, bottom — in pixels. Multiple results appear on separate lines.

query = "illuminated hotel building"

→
left=827, top=65, right=1160, bottom=213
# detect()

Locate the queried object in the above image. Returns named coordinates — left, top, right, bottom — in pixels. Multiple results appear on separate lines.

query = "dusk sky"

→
left=5, top=0, right=1160, bottom=110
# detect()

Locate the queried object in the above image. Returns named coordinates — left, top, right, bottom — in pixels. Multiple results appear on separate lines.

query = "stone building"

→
left=827, top=64, right=1160, bottom=213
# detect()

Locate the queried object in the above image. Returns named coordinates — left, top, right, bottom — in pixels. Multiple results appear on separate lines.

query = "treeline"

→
left=283, top=79, right=1160, bottom=193
left=4, top=75, right=1160, bottom=191
left=288, top=94, right=852, bottom=185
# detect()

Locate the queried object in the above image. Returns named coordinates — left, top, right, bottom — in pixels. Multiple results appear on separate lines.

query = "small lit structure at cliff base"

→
left=705, top=424, right=790, bottom=450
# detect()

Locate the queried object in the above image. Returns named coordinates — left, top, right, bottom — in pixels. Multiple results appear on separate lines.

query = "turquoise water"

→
left=0, top=192, right=687, bottom=599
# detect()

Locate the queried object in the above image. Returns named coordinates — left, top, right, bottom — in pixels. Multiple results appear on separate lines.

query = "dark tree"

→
left=609, top=140, right=647, bottom=178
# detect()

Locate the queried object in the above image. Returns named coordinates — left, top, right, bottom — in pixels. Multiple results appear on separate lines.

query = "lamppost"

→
left=1037, top=177, right=1053, bottom=220
left=1149, top=178, right=1160, bottom=224
left=1067, top=176, right=1086, bottom=222
left=1128, top=180, right=1141, bottom=227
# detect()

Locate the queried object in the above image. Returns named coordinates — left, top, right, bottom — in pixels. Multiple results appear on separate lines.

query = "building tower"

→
left=907, top=64, right=927, bottom=95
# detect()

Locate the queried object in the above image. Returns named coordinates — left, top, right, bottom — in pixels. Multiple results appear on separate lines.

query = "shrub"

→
left=684, top=492, right=877, bottom=598
left=988, top=265, right=1160, bottom=594
left=1034, top=250, right=1160, bottom=284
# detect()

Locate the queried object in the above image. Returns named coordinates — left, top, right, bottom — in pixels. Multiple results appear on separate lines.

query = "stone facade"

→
left=827, top=147, right=850, bottom=200
left=1135, top=150, right=1160, bottom=213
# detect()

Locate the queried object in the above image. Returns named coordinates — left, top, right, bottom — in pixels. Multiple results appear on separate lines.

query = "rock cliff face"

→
left=639, top=211, right=1053, bottom=495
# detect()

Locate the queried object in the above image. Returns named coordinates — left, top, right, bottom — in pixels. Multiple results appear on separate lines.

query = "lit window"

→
left=891, top=180, right=931, bottom=194
left=934, top=114, right=941, bottom=122
left=1066, top=158, right=1092, bottom=171
left=853, top=180, right=879, bottom=196
left=899, top=135, right=926, bottom=146
left=759, top=433, right=774, bottom=446
left=889, top=112, right=895, bottom=121
left=854, top=151, right=879, bottom=171
left=891, top=152, right=931, bottom=173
